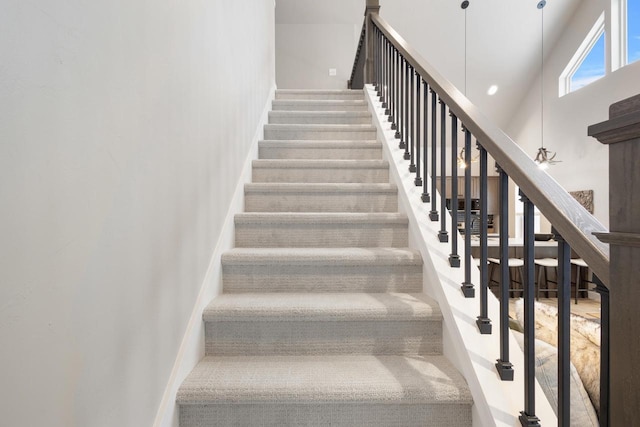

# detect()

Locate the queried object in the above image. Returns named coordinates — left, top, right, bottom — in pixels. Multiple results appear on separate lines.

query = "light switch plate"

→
left=329, top=68, right=337, bottom=76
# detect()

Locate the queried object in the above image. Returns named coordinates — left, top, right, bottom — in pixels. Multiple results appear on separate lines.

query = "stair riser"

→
left=263, top=128, right=376, bottom=140
left=222, top=265, right=422, bottom=293
left=252, top=168, right=389, bottom=183
left=180, top=403, right=472, bottom=427
left=245, top=193, right=397, bottom=212
left=259, top=146, right=382, bottom=160
left=205, top=320, right=442, bottom=356
left=269, top=114, right=372, bottom=125
left=272, top=102, right=368, bottom=111
left=275, top=93, right=364, bottom=101
left=234, top=225, right=408, bottom=248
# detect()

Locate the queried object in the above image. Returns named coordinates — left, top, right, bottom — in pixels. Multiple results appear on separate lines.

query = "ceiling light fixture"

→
left=487, top=85, right=498, bottom=96
left=457, top=147, right=479, bottom=169
left=533, top=0, right=560, bottom=169
left=533, top=147, right=558, bottom=170
left=461, top=1, right=469, bottom=96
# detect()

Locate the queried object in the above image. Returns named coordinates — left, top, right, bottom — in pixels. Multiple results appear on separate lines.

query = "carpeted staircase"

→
left=177, top=89, right=473, bottom=426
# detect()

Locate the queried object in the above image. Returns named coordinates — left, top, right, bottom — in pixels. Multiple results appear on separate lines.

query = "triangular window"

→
left=559, top=13, right=606, bottom=96
left=570, top=31, right=606, bottom=91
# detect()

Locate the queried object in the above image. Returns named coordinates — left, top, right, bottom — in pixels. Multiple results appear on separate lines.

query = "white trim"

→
left=622, top=0, right=630, bottom=66
left=151, top=83, right=276, bottom=427
left=559, top=12, right=606, bottom=96
left=611, top=0, right=625, bottom=71
left=364, top=85, right=557, bottom=427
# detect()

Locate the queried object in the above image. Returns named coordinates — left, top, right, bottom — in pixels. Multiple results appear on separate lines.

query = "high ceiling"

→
left=275, top=0, right=582, bottom=127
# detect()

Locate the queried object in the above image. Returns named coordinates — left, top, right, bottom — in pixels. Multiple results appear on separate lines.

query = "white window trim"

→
left=559, top=12, right=606, bottom=96
left=612, top=0, right=626, bottom=70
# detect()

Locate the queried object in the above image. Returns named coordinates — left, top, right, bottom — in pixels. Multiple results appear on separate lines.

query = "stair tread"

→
left=276, top=89, right=364, bottom=95
left=269, top=111, right=372, bottom=116
left=235, top=212, right=408, bottom=224
left=264, top=124, right=375, bottom=130
left=252, top=159, right=388, bottom=169
left=259, top=139, right=380, bottom=147
left=177, top=354, right=472, bottom=405
left=272, top=99, right=367, bottom=105
left=245, top=183, right=396, bottom=193
left=222, top=247, right=421, bottom=265
left=203, top=292, right=440, bottom=321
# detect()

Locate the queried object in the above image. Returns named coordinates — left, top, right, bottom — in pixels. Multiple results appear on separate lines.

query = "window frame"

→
left=559, top=12, right=606, bottom=96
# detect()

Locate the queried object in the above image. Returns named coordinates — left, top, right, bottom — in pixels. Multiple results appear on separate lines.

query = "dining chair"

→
left=487, top=257, right=524, bottom=298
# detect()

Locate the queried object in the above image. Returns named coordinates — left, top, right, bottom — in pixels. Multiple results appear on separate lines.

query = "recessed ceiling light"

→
left=487, top=85, right=498, bottom=96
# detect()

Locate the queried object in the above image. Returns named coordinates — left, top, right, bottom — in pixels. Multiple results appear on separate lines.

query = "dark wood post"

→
left=364, top=0, right=380, bottom=84
left=589, top=93, right=640, bottom=427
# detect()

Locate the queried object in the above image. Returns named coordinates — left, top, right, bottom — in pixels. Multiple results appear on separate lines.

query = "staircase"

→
left=177, top=89, right=473, bottom=426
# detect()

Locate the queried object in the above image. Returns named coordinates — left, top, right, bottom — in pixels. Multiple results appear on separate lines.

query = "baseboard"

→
left=151, top=83, right=276, bottom=427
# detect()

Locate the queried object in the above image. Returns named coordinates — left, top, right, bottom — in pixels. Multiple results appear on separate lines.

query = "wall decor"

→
left=570, top=190, right=594, bottom=214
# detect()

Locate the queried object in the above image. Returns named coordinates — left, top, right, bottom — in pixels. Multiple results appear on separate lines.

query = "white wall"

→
left=506, top=0, right=640, bottom=228
left=275, top=0, right=363, bottom=89
left=0, top=1, right=275, bottom=426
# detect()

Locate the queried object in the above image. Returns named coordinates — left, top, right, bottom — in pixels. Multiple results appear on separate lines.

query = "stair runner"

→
left=177, top=89, right=473, bottom=426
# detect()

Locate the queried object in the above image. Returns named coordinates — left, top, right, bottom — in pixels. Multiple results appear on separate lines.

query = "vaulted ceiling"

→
left=276, top=0, right=582, bottom=127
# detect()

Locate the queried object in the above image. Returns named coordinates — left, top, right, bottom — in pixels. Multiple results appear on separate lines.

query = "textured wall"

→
left=0, top=1, right=275, bottom=426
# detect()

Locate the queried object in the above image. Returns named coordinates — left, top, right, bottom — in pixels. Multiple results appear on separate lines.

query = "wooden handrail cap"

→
left=589, top=93, right=640, bottom=145
left=610, top=93, right=640, bottom=118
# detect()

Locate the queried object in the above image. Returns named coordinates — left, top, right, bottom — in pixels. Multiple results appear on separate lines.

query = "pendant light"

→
left=533, top=0, right=560, bottom=170
left=457, top=147, right=480, bottom=169
left=458, top=0, right=472, bottom=169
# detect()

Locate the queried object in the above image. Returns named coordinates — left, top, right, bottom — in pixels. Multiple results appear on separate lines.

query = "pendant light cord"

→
left=465, top=9, right=467, bottom=96
left=541, top=7, right=544, bottom=150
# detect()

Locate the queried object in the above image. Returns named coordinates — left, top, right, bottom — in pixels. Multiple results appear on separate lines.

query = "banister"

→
left=370, top=12, right=610, bottom=288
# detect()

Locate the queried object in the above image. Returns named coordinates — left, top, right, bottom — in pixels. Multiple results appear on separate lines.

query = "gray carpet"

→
left=177, top=89, right=473, bottom=426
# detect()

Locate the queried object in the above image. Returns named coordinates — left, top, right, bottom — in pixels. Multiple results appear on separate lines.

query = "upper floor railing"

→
left=350, top=4, right=618, bottom=426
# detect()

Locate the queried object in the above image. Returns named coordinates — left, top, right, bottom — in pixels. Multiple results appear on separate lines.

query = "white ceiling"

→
left=462, top=0, right=582, bottom=126
left=275, top=0, right=582, bottom=128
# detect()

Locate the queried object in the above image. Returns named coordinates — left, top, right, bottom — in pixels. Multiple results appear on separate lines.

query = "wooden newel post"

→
left=589, top=93, right=640, bottom=427
left=364, top=0, right=380, bottom=84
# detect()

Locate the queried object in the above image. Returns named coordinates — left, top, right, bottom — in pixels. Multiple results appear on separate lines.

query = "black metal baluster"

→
left=414, top=76, right=422, bottom=185
left=449, top=113, right=460, bottom=268
left=438, top=98, right=448, bottom=243
left=390, top=47, right=397, bottom=129
left=476, top=142, right=491, bottom=334
left=495, top=165, right=514, bottom=380
left=383, top=37, right=388, bottom=105
left=419, top=79, right=427, bottom=190
left=378, top=31, right=384, bottom=102
left=374, top=28, right=380, bottom=94
left=389, top=44, right=396, bottom=130
left=429, top=90, right=438, bottom=221
left=380, top=36, right=389, bottom=105
left=409, top=67, right=416, bottom=171
left=399, top=57, right=405, bottom=149
left=385, top=39, right=390, bottom=115
left=461, top=127, right=473, bottom=294
left=373, top=27, right=377, bottom=91
left=594, top=275, right=610, bottom=427
left=394, top=50, right=401, bottom=139
left=556, top=232, right=571, bottom=427
left=403, top=62, right=410, bottom=160
left=519, top=190, right=540, bottom=427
